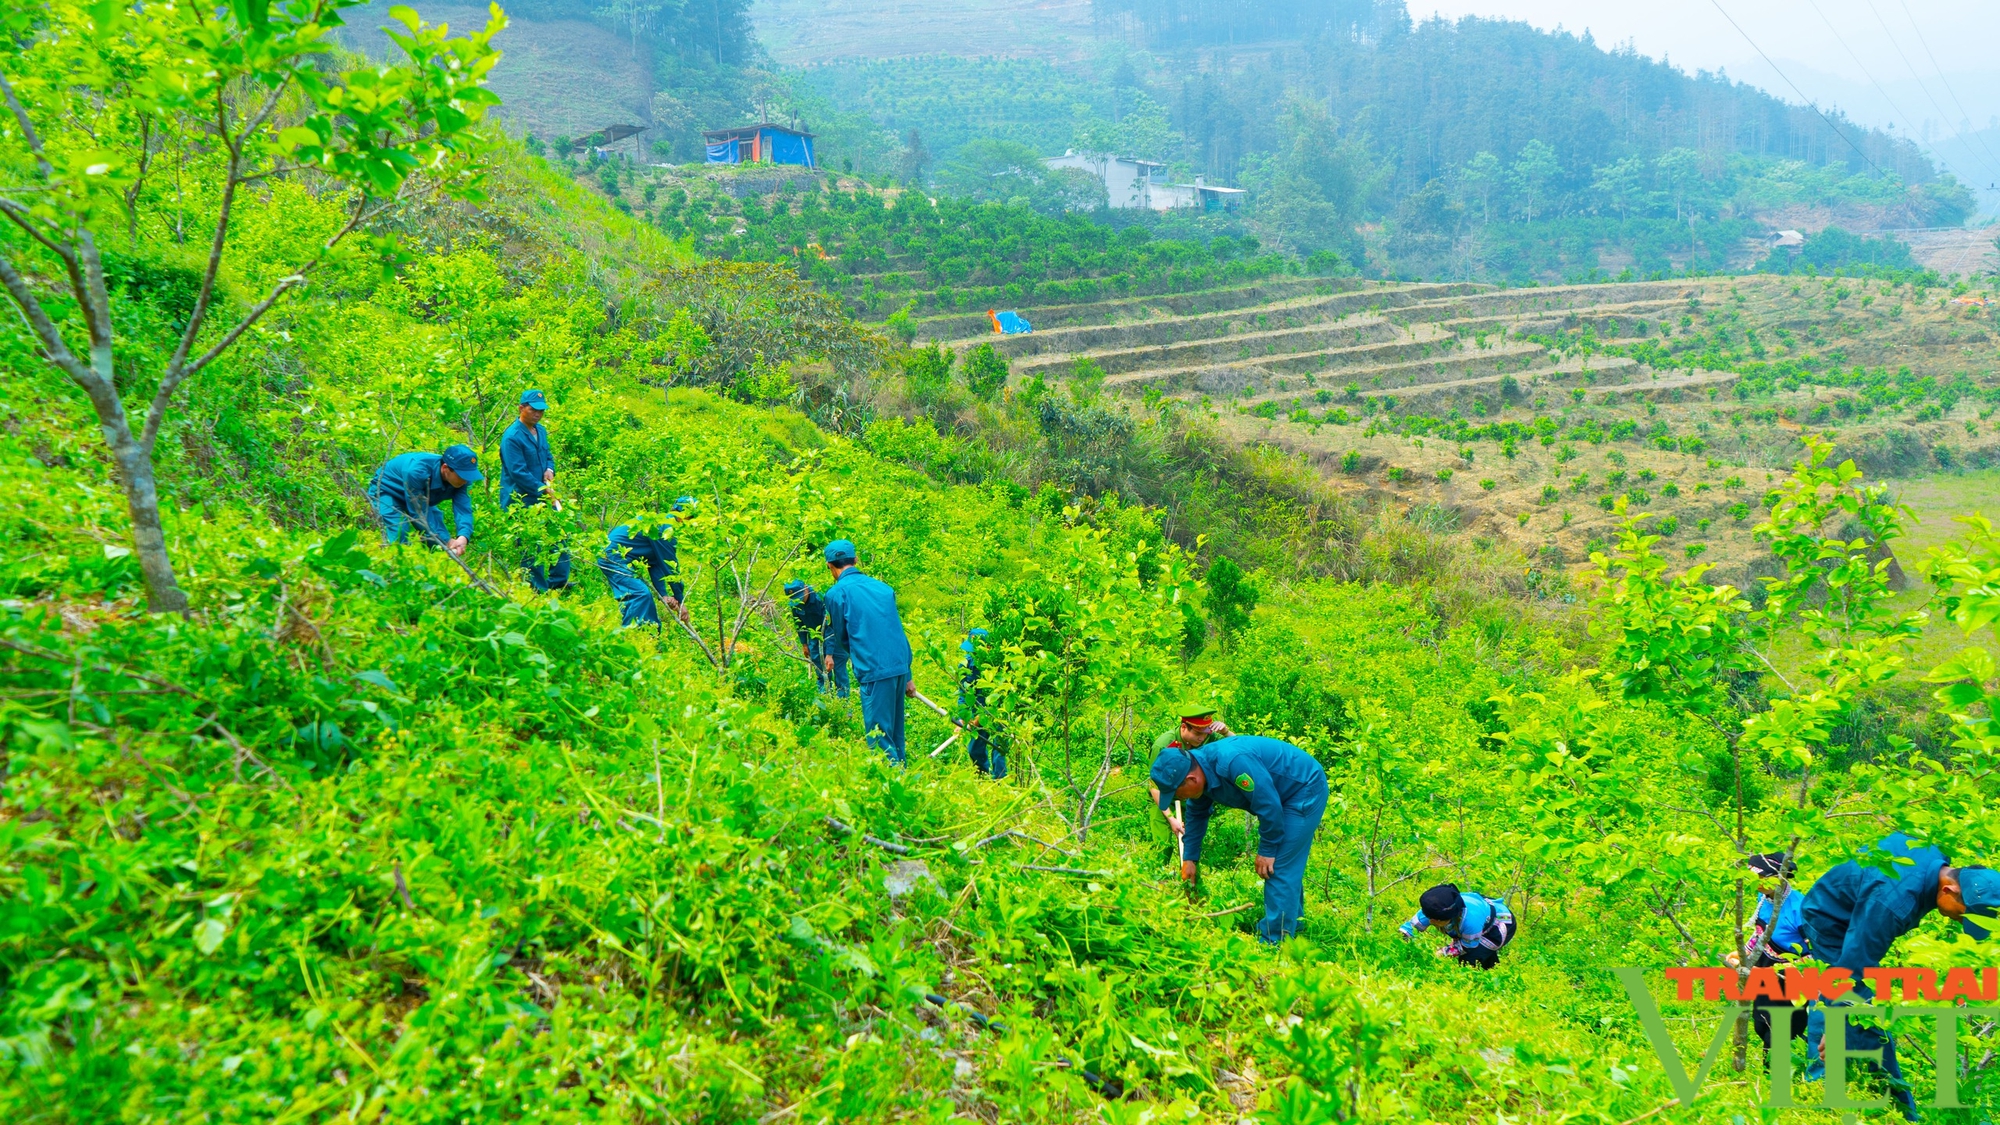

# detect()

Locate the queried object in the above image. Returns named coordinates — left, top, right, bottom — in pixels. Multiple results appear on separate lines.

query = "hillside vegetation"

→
left=3, top=4, right=2000, bottom=1123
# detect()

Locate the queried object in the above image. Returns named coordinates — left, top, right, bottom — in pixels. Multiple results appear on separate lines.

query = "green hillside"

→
left=4, top=4, right=2000, bottom=1122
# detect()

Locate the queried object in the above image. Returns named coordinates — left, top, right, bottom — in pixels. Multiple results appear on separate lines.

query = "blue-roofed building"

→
left=704, top=123, right=816, bottom=168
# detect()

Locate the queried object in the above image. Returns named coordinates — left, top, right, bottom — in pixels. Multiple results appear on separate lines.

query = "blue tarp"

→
left=706, top=142, right=735, bottom=164
left=765, top=129, right=814, bottom=167
left=996, top=310, right=1032, bottom=334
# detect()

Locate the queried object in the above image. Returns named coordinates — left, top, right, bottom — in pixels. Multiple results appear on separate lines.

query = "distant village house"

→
left=1044, top=151, right=1245, bottom=212
left=576, top=124, right=647, bottom=162
left=705, top=123, right=816, bottom=168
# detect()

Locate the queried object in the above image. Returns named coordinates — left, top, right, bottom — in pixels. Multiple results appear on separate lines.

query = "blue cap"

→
left=441, top=443, right=482, bottom=483
left=783, top=579, right=808, bottom=599
left=1150, top=747, right=1195, bottom=810
left=961, top=627, right=989, bottom=655
left=825, top=539, right=857, bottom=565
left=520, top=388, right=549, bottom=410
left=1960, top=866, right=2000, bottom=915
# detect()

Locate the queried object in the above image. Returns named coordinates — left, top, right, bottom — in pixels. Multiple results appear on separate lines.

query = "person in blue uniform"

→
left=958, top=627, right=1003, bottom=778
left=1150, top=732, right=1328, bottom=944
left=1802, top=834, right=1999, bottom=1121
left=1400, top=883, right=1517, bottom=968
left=597, top=499, right=692, bottom=629
left=784, top=579, right=848, bottom=696
left=821, top=539, right=915, bottom=764
left=369, top=445, right=480, bottom=554
left=499, top=389, right=570, bottom=591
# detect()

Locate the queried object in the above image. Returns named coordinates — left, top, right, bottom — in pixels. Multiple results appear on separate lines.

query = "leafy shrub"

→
left=964, top=342, right=1010, bottom=401
left=1203, top=555, right=1259, bottom=649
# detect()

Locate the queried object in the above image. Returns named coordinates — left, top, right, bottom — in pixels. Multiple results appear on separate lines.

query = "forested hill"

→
left=783, top=0, right=1970, bottom=276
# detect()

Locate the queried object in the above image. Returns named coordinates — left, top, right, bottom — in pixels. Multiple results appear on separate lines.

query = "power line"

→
left=1891, top=0, right=2000, bottom=191
left=1799, top=0, right=1929, bottom=168
left=1706, top=0, right=1881, bottom=173
left=1863, top=0, right=1976, bottom=172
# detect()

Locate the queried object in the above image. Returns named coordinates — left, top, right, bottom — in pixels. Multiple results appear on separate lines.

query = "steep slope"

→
left=6, top=142, right=1999, bottom=1121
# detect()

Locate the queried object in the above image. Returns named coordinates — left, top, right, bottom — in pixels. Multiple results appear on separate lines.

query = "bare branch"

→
left=0, top=198, right=78, bottom=265
left=0, top=69, right=52, bottom=178
left=239, top=82, right=289, bottom=149
left=141, top=192, right=396, bottom=452
left=0, top=250, right=97, bottom=386
left=823, top=816, right=910, bottom=855
left=1747, top=644, right=1798, bottom=695
left=161, top=145, right=240, bottom=388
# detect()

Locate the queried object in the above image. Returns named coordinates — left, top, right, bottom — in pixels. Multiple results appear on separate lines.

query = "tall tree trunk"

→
left=81, top=376, right=188, bottom=612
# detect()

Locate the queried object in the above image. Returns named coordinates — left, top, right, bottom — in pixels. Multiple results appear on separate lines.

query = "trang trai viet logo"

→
left=1616, top=966, right=2000, bottom=1118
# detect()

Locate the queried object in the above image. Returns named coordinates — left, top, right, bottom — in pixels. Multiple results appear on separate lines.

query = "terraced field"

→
left=916, top=272, right=2000, bottom=590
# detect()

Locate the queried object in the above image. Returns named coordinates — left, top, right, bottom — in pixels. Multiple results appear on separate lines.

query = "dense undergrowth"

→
left=4, top=102, right=2000, bottom=1124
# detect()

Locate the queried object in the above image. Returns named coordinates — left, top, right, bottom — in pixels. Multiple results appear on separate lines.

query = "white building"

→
left=1044, top=152, right=1246, bottom=212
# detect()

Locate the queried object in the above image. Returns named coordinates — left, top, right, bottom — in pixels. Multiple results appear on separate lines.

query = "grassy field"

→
left=336, top=2, right=656, bottom=139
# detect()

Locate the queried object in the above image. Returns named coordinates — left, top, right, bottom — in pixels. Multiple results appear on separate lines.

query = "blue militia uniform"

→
left=958, top=628, right=1002, bottom=778
left=823, top=568, right=914, bottom=763
left=1180, top=735, right=1328, bottom=943
left=499, top=419, right=569, bottom=591
left=1802, top=833, right=1985, bottom=1120
left=596, top=524, right=684, bottom=629
left=787, top=585, right=849, bottom=696
left=370, top=452, right=473, bottom=546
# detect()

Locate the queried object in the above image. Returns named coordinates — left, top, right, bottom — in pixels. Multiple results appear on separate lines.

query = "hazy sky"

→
left=1412, top=0, right=1999, bottom=89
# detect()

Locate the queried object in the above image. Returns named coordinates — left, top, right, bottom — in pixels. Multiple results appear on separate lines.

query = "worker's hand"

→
left=822, top=655, right=834, bottom=675
left=1180, top=860, right=1198, bottom=884
left=664, top=597, right=688, bottom=622
left=905, top=680, right=916, bottom=698
left=1724, top=950, right=1743, bottom=969
left=1165, top=813, right=1185, bottom=837
left=543, top=469, right=555, bottom=484
left=447, top=536, right=468, bottom=556
left=1255, top=855, right=1276, bottom=880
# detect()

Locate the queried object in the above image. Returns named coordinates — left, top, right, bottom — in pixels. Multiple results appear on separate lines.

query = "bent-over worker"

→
left=1150, top=729, right=1327, bottom=944
left=1400, top=883, right=1517, bottom=969
left=784, top=578, right=848, bottom=697
left=369, top=444, right=480, bottom=555
left=958, top=627, right=1003, bottom=778
left=821, top=539, right=915, bottom=764
left=597, top=498, right=692, bottom=629
left=1801, top=833, right=1998, bottom=1121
